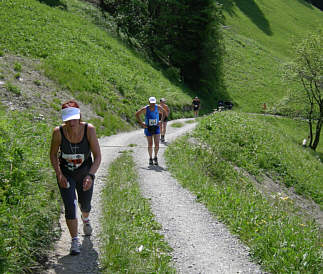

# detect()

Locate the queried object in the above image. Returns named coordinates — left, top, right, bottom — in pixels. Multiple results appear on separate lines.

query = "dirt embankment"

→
left=0, top=54, right=98, bottom=122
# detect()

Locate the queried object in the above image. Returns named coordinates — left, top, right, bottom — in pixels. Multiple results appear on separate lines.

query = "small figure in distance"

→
left=192, top=96, right=201, bottom=117
left=50, top=100, right=101, bottom=256
left=302, top=135, right=310, bottom=147
left=135, top=96, right=166, bottom=166
left=218, top=100, right=225, bottom=112
left=159, top=98, right=170, bottom=142
left=224, top=101, right=233, bottom=110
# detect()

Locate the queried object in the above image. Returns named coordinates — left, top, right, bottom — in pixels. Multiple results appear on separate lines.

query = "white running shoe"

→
left=82, top=216, right=93, bottom=236
left=70, top=238, right=80, bottom=255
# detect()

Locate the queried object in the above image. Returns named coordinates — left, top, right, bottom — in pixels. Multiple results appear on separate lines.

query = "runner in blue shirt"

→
left=135, top=97, right=166, bottom=165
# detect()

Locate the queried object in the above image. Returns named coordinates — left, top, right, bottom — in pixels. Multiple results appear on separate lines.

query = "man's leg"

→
left=162, top=122, right=167, bottom=137
left=153, top=134, right=160, bottom=165
left=146, top=136, right=153, bottom=163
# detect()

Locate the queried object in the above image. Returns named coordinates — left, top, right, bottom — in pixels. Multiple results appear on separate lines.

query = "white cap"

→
left=62, top=107, right=80, bottom=122
left=149, top=96, right=156, bottom=103
left=160, top=98, right=166, bottom=102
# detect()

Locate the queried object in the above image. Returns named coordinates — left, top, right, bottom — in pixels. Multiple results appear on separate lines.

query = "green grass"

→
left=218, top=0, right=323, bottom=114
left=0, top=108, right=60, bottom=273
left=13, top=63, right=22, bottom=72
left=170, top=122, right=184, bottom=128
left=101, top=151, right=175, bottom=273
left=196, top=112, right=323, bottom=207
left=5, top=82, right=21, bottom=96
left=0, top=0, right=193, bottom=136
left=165, top=127, right=322, bottom=272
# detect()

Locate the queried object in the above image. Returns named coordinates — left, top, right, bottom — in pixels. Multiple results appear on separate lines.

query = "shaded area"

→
left=303, top=0, right=322, bottom=10
left=218, top=0, right=272, bottom=35
left=38, top=0, right=67, bottom=9
left=295, top=0, right=314, bottom=9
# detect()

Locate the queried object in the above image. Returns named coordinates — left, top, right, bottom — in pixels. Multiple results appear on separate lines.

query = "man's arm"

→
left=158, top=105, right=166, bottom=121
left=135, top=107, right=147, bottom=128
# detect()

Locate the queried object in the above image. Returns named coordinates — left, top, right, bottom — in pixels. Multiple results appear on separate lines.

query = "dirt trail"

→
left=44, top=119, right=263, bottom=273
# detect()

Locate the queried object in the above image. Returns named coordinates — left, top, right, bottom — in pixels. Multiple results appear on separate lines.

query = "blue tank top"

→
left=145, top=105, right=159, bottom=126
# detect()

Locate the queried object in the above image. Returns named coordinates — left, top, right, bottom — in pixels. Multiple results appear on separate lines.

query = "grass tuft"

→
left=101, top=151, right=175, bottom=273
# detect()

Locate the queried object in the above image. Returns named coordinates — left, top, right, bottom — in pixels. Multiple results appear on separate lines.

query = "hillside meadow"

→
left=165, top=112, right=323, bottom=273
left=1, top=0, right=322, bottom=272
left=218, top=0, right=323, bottom=114
left=0, top=0, right=194, bottom=136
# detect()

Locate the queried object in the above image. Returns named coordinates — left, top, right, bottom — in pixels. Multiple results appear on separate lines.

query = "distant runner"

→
left=135, top=96, right=166, bottom=165
left=192, top=96, right=201, bottom=117
left=50, top=100, right=101, bottom=255
left=159, top=98, right=170, bottom=142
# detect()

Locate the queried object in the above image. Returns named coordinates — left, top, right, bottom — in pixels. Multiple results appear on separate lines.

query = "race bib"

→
left=148, top=119, right=157, bottom=126
left=62, top=152, right=85, bottom=171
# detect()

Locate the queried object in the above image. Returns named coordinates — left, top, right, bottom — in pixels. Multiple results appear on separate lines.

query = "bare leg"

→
left=66, top=218, right=78, bottom=238
left=162, top=122, right=167, bottom=136
left=82, top=212, right=89, bottom=219
left=153, top=134, right=160, bottom=157
left=146, top=136, right=153, bottom=158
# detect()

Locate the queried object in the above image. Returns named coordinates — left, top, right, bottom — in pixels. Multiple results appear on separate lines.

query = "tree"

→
left=285, top=31, right=322, bottom=151
left=100, top=0, right=225, bottom=99
left=150, top=0, right=224, bottom=95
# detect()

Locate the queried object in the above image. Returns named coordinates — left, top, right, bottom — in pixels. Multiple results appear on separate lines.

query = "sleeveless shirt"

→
left=59, top=123, right=92, bottom=176
left=145, top=105, right=159, bottom=126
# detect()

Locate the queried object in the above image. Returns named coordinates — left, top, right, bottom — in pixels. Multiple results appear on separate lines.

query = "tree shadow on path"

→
left=218, top=0, right=272, bottom=36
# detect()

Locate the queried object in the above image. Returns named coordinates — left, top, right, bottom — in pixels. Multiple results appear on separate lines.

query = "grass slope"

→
left=165, top=112, right=323, bottom=273
left=0, top=107, right=60, bottom=273
left=219, top=0, right=323, bottom=113
left=0, top=0, right=193, bottom=136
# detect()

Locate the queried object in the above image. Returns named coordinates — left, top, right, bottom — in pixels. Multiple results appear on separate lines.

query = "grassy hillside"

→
left=218, top=0, right=323, bottom=113
left=0, top=0, right=193, bottom=136
left=0, top=0, right=194, bottom=272
left=166, top=112, right=323, bottom=273
left=1, top=0, right=322, bottom=272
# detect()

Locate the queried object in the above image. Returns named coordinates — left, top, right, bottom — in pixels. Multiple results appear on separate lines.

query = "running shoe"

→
left=82, top=215, right=93, bottom=236
left=160, top=137, right=165, bottom=142
left=153, top=157, right=158, bottom=165
left=70, top=238, right=80, bottom=255
left=149, top=158, right=153, bottom=165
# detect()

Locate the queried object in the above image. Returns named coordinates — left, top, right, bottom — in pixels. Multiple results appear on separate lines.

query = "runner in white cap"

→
left=50, top=100, right=101, bottom=255
left=135, top=97, right=166, bottom=165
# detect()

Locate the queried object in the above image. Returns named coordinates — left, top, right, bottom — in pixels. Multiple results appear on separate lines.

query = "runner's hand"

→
left=57, top=173, right=69, bottom=189
left=83, top=176, right=93, bottom=191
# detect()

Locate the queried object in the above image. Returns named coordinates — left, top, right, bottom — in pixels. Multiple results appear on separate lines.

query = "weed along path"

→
left=45, top=118, right=263, bottom=273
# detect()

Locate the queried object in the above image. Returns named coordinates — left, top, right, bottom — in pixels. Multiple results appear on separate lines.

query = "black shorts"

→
left=58, top=171, right=94, bottom=219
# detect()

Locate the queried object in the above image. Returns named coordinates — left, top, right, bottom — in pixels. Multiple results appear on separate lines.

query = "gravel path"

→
left=44, top=118, right=263, bottom=273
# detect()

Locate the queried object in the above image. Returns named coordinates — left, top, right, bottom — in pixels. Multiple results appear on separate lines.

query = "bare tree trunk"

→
left=312, top=118, right=322, bottom=150
left=311, top=104, right=323, bottom=151
left=308, top=103, right=314, bottom=147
